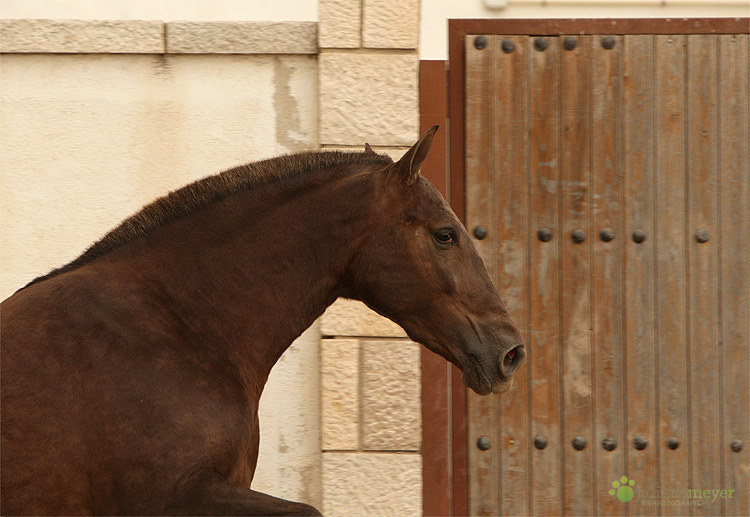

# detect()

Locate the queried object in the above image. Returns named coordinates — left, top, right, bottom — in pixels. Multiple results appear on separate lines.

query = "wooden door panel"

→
left=685, top=33, right=722, bottom=517
left=526, top=34, right=564, bottom=517
left=590, top=34, right=625, bottom=517
left=491, top=34, right=531, bottom=517
left=462, top=25, right=749, bottom=517
left=718, top=33, right=749, bottom=517
left=465, top=33, right=500, bottom=517
left=653, top=35, right=691, bottom=516
left=622, top=33, right=659, bottom=517
left=559, top=34, right=594, bottom=517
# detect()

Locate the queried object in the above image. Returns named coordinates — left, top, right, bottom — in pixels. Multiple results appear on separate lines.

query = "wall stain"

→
left=151, top=54, right=171, bottom=76
left=273, top=57, right=303, bottom=150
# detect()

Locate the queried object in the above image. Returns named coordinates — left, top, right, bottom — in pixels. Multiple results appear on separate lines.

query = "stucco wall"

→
left=0, top=0, right=318, bottom=22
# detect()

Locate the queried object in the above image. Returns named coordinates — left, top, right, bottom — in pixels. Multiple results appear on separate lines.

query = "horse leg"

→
left=165, top=470, right=322, bottom=516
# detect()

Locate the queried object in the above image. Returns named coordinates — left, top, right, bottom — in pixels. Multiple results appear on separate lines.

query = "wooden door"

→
left=457, top=20, right=748, bottom=516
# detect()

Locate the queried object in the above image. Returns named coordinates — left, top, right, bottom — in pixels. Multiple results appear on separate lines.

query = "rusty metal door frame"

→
left=438, top=17, right=749, bottom=516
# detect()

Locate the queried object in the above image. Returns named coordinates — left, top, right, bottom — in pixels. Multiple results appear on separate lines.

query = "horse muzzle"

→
left=461, top=345, right=526, bottom=396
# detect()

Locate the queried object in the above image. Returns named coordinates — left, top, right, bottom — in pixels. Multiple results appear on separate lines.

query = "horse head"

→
left=349, top=126, right=526, bottom=395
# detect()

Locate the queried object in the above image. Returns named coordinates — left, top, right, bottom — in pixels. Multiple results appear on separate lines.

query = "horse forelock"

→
left=22, top=150, right=393, bottom=290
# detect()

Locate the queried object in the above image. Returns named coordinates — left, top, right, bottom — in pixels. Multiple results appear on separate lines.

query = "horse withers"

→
left=0, top=126, right=525, bottom=515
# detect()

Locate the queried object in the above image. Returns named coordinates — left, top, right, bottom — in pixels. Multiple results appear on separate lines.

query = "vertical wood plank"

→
left=590, top=34, right=626, bottom=517
left=685, top=34, right=722, bottom=517
left=654, top=34, right=690, bottom=516
left=718, top=33, right=749, bottom=517
left=558, top=34, right=594, bottom=517
left=527, top=35, right=562, bottom=517
left=492, top=34, right=531, bottom=517
left=623, top=34, right=658, bottom=517
left=464, top=34, right=499, bottom=517
left=419, top=59, right=451, bottom=517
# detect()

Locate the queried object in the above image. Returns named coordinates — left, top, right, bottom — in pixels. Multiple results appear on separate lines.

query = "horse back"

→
left=1, top=269, right=258, bottom=514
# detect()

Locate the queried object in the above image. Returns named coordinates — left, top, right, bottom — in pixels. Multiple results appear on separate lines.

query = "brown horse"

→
left=0, top=126, right=525, bottom=515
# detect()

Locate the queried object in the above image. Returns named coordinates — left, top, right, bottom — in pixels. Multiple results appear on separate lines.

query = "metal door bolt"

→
left=600, top=228, right=615, bottom=242
left=572, top=437, right=587, bottom=450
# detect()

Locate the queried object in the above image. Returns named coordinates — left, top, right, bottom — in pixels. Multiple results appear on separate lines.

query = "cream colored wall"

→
left=0, top=0, right=318, bottom=21
left=0, top=52, right=317, bottom=297
left=0, top=21, right=321, bottom=509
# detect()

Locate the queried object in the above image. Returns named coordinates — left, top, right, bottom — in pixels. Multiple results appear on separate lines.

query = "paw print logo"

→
left=609, top=476, right=635, bottom=502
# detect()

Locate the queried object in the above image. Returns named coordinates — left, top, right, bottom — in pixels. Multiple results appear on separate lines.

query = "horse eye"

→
left=434, top=230, right=456, bottom=245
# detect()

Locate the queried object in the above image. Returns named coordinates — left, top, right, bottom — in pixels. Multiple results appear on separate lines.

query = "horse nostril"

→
left=502, top=346, right=525, bottom=376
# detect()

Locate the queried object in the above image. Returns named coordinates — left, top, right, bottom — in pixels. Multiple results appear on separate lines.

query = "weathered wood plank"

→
left=527, top=35, right=563, bottom=517
left=590, top=34, right=626, bottom=517
left=654, top=34, right=690, bottom=516
left=622, top=34, right=659, bottom=517
left=558, top=34, right=594, bottom=517
left=492, top=34, right=531, bottom=517
left=718, top=33, right=749, bottom=517
left=685, top=33, right=723, bottom=517
left=464, top=34, right=499, bottom=517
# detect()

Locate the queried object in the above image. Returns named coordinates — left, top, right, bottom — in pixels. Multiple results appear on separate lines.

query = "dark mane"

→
left=23, top=150, right=393, bottom=289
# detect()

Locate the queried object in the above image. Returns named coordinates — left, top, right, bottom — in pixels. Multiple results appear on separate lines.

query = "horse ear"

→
left=364, top=143, right=376, bottom=155
left=390, top=125, right=439, bottom=185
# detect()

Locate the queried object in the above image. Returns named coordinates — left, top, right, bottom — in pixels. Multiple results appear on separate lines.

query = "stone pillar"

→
left=317, top=2, right=422, bottom=515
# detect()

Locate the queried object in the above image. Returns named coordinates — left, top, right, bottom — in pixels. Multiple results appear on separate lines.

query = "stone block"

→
left=319, top=51, right=418, bottom=146
left=322, top=452, right=422, bottom=516
left=0, top=19, right=164, bottom=53
left=321, top=299, right=406, bottom=338
left=320, top=338, right=360, bottom=451
left=363, top=0, right=419, bottom=49
left=318, top=0, right=360, bottom=48
left=361, top=340, right=421, bottom=451
left=166, top=21, right=317, bottom=54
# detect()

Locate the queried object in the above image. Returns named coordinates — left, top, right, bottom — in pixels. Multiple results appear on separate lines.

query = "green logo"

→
left=609, top=476, right=635, bottom=502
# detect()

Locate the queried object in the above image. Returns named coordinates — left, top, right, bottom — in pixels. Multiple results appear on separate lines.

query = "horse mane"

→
left=23, top=150, right=393, bottom=289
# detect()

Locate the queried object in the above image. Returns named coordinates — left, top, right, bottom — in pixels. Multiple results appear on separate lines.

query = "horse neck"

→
left=123, top=170, right=375, bottom=392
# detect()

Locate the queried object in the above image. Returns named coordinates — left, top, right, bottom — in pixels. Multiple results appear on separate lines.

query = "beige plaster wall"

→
left=0, top=22, right=321, bottom=508
left=0, top=0, right=318, bottom=21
